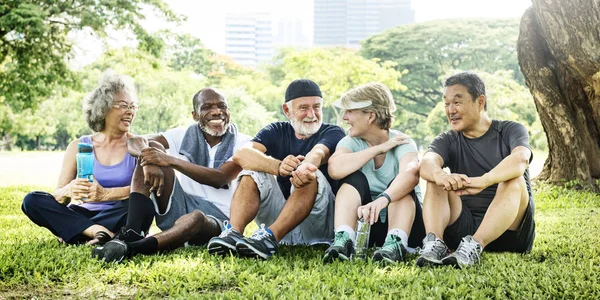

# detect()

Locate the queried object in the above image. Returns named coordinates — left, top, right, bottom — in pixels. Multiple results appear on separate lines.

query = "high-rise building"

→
left=314, top=0, right=414, bottom=48
left=273, top=19, right=311, bottom=49
left=224, top=13, right=274, bottom=67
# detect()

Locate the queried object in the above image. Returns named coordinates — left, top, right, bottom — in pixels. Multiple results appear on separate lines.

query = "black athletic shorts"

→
left=443, top=198, right=535, bottom=253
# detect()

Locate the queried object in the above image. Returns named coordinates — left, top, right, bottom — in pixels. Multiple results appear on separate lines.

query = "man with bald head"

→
left=93, top=88, right=252, bottom=263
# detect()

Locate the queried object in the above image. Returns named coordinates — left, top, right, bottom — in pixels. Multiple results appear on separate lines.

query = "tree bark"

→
left=517, top=0, right=600, bottom=185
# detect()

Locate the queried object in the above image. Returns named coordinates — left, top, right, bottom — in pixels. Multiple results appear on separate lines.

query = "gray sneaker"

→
left=442, top=235, right=483, bottom=269
left=416, top=232, right=449, bottom=267
left=207, top=222, right=245, bottom=256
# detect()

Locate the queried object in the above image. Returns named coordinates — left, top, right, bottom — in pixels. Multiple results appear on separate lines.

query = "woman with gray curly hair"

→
left=22, top=70, right=139, bottom=245
left=323, top=82, right=425, bottom=264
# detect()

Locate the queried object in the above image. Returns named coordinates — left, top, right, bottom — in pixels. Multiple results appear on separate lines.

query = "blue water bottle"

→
left=76, top=143, right=94, bottom=182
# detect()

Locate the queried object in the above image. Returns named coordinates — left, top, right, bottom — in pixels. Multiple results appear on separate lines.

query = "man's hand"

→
left=454, top=176, right=489, bottom=196
left=279, top=155, right=304, bottom=177
left=143, top=164, right=165, bottom=197
left=140, top=147, right=171, bottom=168
left=377, top=133, right=411, bottom=154
left=357, top=197, right=388, bottom=225
left=434, top=172, right=471, bottom=191
left=289, top=162, right=317, bottom=188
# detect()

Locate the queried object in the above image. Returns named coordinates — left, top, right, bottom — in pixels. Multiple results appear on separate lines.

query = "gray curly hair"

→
left=82, top=70, right=137, bottom=132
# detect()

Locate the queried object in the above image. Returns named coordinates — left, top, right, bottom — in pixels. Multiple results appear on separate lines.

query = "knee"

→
left=22, top=191, right=51, bottom=211
left=174, top=210, right=205, bottom=227
left=499, top=176, right=525, bottom=191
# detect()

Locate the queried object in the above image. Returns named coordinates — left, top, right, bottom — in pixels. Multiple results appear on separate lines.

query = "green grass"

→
left=1, top=184, right=599, bottom=299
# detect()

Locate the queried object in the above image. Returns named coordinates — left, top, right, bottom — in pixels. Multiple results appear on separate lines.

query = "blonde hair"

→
left=339, top=82, right=396, bottom=129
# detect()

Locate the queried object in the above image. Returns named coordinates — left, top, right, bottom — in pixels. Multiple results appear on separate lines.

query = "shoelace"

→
left=381, top=235, right=401, bottom=252
left=420, top=238, right=445, bottom=256
left=250, top=224, right=272, bottom=241
left=331, top=232, right=349, bottom=247
left=456, top=238, right=481, bottom=263
left=219, top=221, right=238, bottom=237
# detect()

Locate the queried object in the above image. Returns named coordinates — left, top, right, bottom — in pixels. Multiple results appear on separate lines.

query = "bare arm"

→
left=52, top=139, right=80, bottom=203
left=232, top=142, right=281, bottom=175
left=127, top=134, right=169, bottom=158
left=420, top=151, right=470, bottom=191
left=456, top=146, right=531, bottom=196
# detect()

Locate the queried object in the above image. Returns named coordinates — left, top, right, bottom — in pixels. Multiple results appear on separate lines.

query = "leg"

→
left=473, top=176, right=529, bottom=248
left=229, top=175, right=261, bottom=233
left=386, top=194, right=416, bottom=238
left=422, top=181, right=463, bottom=238
left=22, top=191, right=99, bottom=244
left=333, top=183, right=362, bottom=230
left=269, top=178, right=318, bottom=241
left=152, top=210, right=221, bottom=251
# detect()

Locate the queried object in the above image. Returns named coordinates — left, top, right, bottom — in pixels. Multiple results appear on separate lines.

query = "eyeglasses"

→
left=112, top=103, right=139, bottom=112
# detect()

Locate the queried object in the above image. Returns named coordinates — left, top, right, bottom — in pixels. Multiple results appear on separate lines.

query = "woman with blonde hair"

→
left=323, top=82, right=425, bottom=263
left=22, top=70, right=138, bottom=245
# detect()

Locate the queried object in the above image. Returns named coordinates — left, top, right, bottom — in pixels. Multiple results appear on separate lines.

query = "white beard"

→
left=290, top=117, right=321, bottom=137
left=201, top=123, right=229, bottom=137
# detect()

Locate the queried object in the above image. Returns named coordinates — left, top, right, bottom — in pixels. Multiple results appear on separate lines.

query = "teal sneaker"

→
left=323, top=231, right=354, bottom=263
left=372, top=234, right=407, bottom=264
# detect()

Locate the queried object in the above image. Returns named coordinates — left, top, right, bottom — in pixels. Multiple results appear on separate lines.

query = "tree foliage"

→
left=0, top=0, right=179, bottom=111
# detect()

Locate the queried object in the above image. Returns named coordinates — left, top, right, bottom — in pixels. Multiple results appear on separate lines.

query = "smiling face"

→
left=443, top=84, right=484, bottom=133
left=342, top=109, right=372, bottom=138
left=105, top=91, right=137, bottom=133
left=193, top=96, right=230, bottom=137
left=283, top=96, right=323, bottom=139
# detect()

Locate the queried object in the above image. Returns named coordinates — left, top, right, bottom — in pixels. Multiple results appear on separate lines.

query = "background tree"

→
left=518, top=0, right=600, bottom=185
left=0, top=0, right=179, bottom=111
left=360, top=19, right=523, bottom=148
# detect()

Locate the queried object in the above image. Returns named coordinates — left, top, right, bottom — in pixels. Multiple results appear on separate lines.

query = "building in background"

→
left=273, top=19, right=311, bottom=49
left=224, top=13, right=274, bottom=67
left=314, top=0, right=414, bottom=48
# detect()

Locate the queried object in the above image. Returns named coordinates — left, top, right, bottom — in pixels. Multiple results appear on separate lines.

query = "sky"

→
left=71, top=0, right=532, bottom=67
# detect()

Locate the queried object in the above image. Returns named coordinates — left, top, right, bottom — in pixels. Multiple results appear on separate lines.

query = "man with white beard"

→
left=208, top=79, right=346, bottom=259
left=93, top=88, right=252, bottom=263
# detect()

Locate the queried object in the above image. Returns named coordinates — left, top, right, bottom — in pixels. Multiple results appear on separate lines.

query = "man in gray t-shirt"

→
left=417, top=72, right=535, bottom=269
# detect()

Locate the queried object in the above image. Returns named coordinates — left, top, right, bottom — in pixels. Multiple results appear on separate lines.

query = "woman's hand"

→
left=377, top=133, right=411, bottom=154
left=357, top=197, right=389, bottom=225
left=83, top=180, right=108, bottom=202
left=61, top=178, right=93, bottom=204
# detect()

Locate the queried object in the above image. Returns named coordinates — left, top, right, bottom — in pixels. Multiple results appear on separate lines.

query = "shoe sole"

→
left=235, top=242, right=273, bottom=260
left=441, top=256, right=464, bottom=269
left=207, top=241, right=237, bottom=256
left=323, top=249, right=350, bottom=263
left=373, top=253, right=401, bottom=265
left=416, top=256, right=443, bottom=267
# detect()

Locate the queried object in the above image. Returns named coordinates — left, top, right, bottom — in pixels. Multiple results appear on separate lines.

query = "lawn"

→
left=1, top=182, right=599, bottom=299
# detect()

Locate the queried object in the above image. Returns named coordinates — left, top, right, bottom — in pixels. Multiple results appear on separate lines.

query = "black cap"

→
left=284, top=79, right=322, bottom=103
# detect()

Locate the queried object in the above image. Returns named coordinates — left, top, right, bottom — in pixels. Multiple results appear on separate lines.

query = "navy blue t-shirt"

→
left=252, top=121, right=346, bottom=199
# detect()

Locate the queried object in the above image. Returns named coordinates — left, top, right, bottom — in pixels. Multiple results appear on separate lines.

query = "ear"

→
left=282, top=103, right=291, bottom=118
left=192, top=111, right=200, bottom=122
left=478, top=95, right=486, bottom=111
left=368, top=111, right=376, bottom=124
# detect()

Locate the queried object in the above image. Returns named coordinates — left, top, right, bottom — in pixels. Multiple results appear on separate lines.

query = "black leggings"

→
left=339, top=171, right=426, bottom=248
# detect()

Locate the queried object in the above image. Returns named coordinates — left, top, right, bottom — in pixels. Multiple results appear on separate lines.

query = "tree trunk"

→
left=517, top=0, right=600, bottom=185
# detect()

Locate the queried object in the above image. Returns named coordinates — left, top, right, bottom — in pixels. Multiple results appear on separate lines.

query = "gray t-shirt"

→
left=426, top=120, right=533, bottom=215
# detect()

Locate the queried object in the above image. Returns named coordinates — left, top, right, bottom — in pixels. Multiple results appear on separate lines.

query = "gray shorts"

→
left=150, top=179, right=228, bottom=232
left=239, top=169, right=335, bottom=245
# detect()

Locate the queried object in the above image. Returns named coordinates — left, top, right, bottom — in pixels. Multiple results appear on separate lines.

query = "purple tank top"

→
left=77, top=135, right=136, bottom=211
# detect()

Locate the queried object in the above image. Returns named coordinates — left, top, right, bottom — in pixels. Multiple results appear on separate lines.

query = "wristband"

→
left=377, top=192, right=392, bottom=206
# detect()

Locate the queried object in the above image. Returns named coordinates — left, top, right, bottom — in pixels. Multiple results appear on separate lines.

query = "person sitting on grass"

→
left=323, top=82, right=426, bottom=264
left=207, top=79, right=346, bottom=259
left=417, top=71, right=535, bottom=269
left=92, top=88, right=251, bottom=263
left=21, top=70, right=138, bottom=245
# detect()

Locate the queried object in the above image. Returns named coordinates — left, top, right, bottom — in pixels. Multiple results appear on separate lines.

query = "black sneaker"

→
left=235, top=224, right=278, bottom=259
left=441, top=235, right=482, bottom=269
left=91, top=227, right=144, bottom=263
left=323, top=231, right=354, bottom=263
left=372, top=234, right=407, bottom=264
left=207, top=221, right=245, bottom=256
left=416, top=232, right=449, bottom=267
